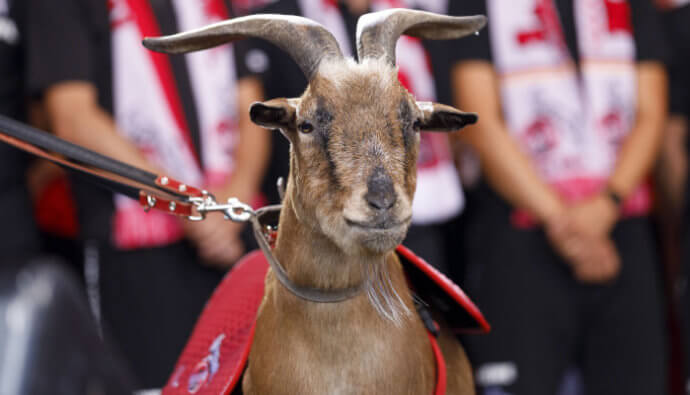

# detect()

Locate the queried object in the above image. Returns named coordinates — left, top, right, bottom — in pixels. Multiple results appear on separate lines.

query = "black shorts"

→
left=460, top=187, right=667, bottom=395
left=96, top=241, right=225, bottom=389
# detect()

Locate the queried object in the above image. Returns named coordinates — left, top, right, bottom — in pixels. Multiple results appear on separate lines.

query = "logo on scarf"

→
left=188, top=333, right=226, bottom=393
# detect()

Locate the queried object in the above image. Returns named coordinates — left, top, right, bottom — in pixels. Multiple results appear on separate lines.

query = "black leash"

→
left=0, top=115, right=210, bottom=218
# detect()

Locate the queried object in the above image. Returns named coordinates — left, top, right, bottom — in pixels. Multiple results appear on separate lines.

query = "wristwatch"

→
left=604, top=186, right=623, bottom=209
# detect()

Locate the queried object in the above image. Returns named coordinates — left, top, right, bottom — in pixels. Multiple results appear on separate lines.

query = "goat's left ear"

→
left=250, top=98, right=297, bottom=131
left=417, top=101, right=478, bottom=132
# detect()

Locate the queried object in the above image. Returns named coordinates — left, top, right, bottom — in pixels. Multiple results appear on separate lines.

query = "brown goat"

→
left=144, top=9, right=485, bottom=395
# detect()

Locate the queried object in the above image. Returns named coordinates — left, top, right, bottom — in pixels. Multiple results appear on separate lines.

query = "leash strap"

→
left=0, top=115, right=209, bottom=218
left=251, top=205, right=368, bottom=303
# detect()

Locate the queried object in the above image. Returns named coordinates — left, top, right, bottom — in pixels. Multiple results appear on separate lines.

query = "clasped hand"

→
left=545, top=194, right=621, bottom=284
left=182, top=208, right=246, bottom=269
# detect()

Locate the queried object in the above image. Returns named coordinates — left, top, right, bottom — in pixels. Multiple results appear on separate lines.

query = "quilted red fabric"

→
left=163, top=250, right=268, bottom=395
left=162, top=247, right=489, bottom=394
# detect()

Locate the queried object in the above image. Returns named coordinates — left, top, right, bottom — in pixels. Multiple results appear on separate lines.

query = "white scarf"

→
left=300, top=0, right=463, bottom=224
left=488, top=0, right=650, bottom=222
left=110, top=0, right=239, bottom=249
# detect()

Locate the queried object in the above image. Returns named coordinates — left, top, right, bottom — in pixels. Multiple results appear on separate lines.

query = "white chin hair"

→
left=357, top=227, right=407, bottom=254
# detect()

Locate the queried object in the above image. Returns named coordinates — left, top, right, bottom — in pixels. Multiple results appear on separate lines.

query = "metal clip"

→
left=223, top=198, right=255, bottom=222
left=187, top=194, right=255, bottom=223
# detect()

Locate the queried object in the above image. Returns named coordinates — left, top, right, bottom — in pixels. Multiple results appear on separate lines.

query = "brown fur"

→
left=143, top=10, right=484, bottom=394
left=242, top=59, right=475, bottom=394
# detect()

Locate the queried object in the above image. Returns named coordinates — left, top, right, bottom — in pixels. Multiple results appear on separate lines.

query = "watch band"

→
left=604, top=186, right=623, bottom=209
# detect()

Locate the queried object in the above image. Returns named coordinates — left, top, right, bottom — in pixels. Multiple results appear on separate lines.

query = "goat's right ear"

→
left=250, top=99, right=297, bottom=131
left=417, top=101, right=478, bottom=132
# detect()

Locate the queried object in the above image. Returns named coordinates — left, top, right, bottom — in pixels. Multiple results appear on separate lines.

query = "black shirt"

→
left=26, top=0, right=114, bottom=242
left=0, top=0, right=40, bottom=256
left=0, top=0, right=23, bottom=119
left=25, top=0, right=231, bottom=243
left=448, top=0, right=670, bottom=66
left=662, top=4, right=690, bottom=118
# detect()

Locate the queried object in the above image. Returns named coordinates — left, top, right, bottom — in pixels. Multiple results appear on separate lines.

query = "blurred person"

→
left=235, top=0, right=465, bottom=273
left=449, top=0, right=669, bottom=394
left=0, top=0, right=41, bottom=261
left=25, top=0, right=268, bottom=388
left=654, top=1, right=690, bottom=392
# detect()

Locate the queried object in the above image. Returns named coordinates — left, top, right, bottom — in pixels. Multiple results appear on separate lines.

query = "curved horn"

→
left=143, top=14, right=344, bottom=80
left=356, top=9, right=487, bottom=64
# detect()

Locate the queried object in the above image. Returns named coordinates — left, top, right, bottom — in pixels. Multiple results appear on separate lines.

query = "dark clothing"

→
left=461, top=185, right=667, bottom=395
left=25, top=0, right=237, bottom=387
left=0, top=0, right=40, bottom=258
left=26, top=0, right=114, bottom=242
left=448, top=0, right=670, bottom=66
left=661, top=4, right=690, bottom=390
left=663, top=5, right=690, bottom=118
left=25, top=0, right=237, bottom=244
left=449, top=1, right=670, bottom=392
left=97, top=241, right=224, bottom=388
left=0, top=0, right=24, bottom=119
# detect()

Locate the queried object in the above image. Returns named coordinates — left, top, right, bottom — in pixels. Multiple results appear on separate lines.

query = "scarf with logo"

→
left=109, top=0, right=239, bottom=249
left=487, top=0, right=650, bottom=226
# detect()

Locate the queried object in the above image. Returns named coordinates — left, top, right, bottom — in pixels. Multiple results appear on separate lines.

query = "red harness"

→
left=162, top=247, right=489, bottom=395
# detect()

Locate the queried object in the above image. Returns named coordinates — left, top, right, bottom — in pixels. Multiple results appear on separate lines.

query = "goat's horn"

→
left=356, top=9, right=486, bottom=64
left=143, top=14, right=344, bottom=80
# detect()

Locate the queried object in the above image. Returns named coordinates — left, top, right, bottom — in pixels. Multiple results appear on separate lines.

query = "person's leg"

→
left=582, top=217, right=667, bottom=395
left=462, top=195, right=578, bottom=395
left=98, top=241, right=225, bottom=388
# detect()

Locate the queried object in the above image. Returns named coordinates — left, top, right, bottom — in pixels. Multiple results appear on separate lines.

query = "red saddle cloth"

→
left=162, top=246, right=490, bottom=395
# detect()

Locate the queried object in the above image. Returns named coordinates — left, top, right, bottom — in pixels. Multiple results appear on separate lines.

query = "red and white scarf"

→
left=109, top=0, right=239, bottom=249
left=487, top=0, right=651, bottom=225
left=301, top=0, right=463, bottom=224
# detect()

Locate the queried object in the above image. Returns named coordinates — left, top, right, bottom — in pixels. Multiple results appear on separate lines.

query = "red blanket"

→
left=163, top=246, right=489, bottom=394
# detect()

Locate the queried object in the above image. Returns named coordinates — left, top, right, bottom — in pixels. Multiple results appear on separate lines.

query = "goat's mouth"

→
left=344, top=216, right=411, bottom=231
left=340, top=215, right=411, bottom=253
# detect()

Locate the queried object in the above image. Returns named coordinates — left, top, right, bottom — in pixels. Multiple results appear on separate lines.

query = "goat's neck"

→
left=272, top=197, right=381, bottom=292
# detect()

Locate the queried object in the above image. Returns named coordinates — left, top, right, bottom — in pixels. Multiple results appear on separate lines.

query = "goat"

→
left=144, top=9, right=486, bottom=395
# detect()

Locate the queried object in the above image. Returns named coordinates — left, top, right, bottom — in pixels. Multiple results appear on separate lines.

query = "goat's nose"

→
left=365, top=167, right=397, bottom=211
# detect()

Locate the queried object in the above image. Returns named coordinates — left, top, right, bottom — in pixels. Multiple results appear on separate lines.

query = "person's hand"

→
left=566, top=237, right=621, bottom=283
left=545, top=210, right=621, bottom=284
left=566, top=194, right=619, bottom=239
left=182, top=213, right=245, bottom=268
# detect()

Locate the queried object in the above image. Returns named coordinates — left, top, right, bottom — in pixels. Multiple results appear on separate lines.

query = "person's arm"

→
left=609, top=62, right=668, bottom=198
left=452, top=60, right=621, bottom=282
left=451, top=61, right=565, bottom=224
left=43, top=81, right=159, bottom=173
left=567, top=62, right=668, bottom=238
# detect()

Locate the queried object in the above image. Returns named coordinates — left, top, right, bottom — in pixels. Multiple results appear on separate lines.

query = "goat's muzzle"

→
left=365, top=166, right=397, bottom=212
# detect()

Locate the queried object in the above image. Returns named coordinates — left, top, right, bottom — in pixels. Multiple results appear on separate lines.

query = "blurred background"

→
left=0, top=0, right=689, bottom=393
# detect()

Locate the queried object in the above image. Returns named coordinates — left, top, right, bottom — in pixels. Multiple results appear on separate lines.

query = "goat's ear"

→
left=417, top=101, right=478, bottom=132
left=249, top=98, right=297, bottom=130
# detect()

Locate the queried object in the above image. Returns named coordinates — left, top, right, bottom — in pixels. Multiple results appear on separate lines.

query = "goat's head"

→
left=144, top=10, right=485, bottom=256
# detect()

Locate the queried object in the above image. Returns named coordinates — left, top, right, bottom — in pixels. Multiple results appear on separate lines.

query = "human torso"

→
left=108, top=0, right=239, bottom=248
left=487, top=0, right=651, bottom=220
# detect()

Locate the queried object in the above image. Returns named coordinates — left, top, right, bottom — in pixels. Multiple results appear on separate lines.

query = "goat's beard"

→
left=363, top=257, right=412, bottom=326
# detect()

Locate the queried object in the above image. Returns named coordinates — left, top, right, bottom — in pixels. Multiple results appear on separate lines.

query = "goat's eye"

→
left=298, top=121, right=314, bottom=134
